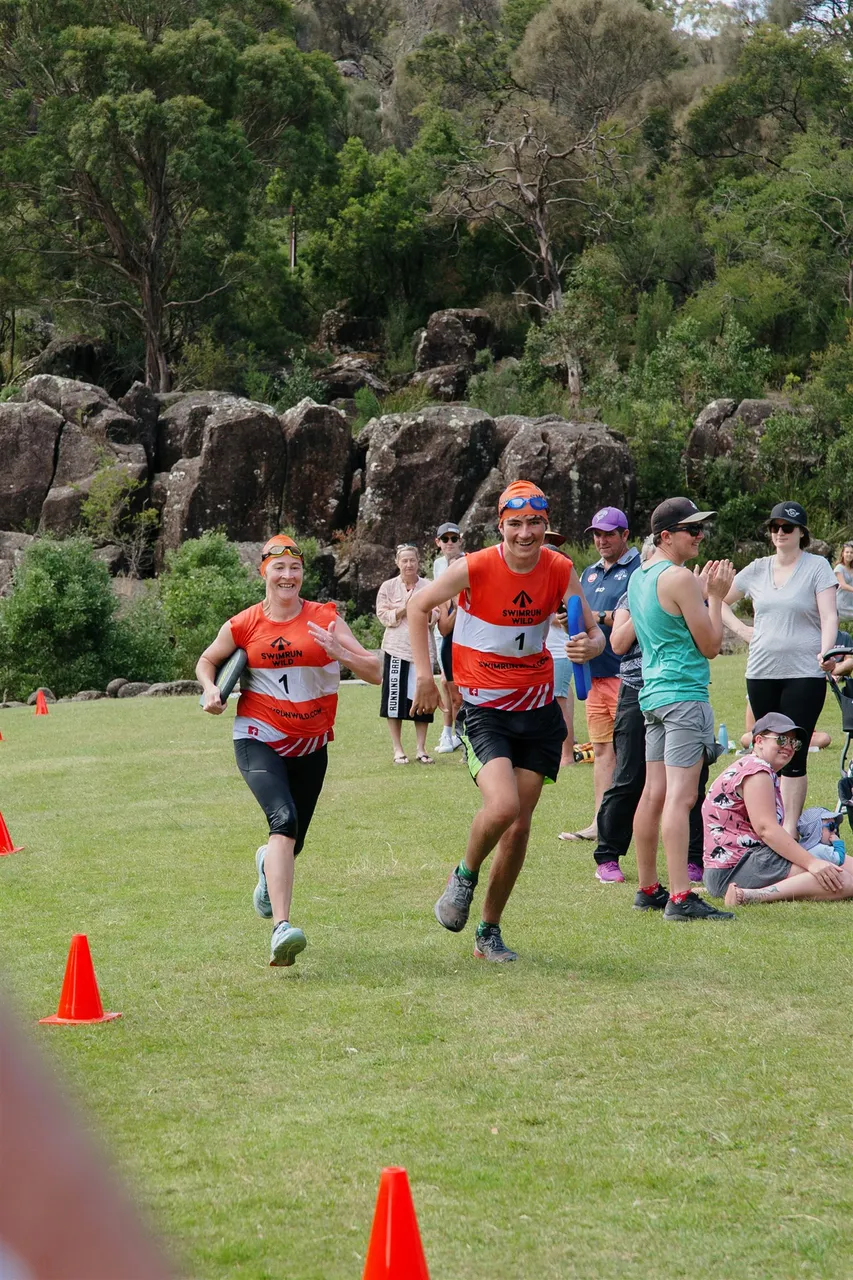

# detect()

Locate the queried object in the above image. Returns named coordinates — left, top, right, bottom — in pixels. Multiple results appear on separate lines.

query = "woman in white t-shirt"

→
left=723, top=501, right=839, bottom=833
left=835, top=541, right=853, bottom=622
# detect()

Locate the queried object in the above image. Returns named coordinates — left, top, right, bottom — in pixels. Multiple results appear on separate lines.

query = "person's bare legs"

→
left=661, top=760, right=703, bottom=896
left=264, top=833, right=296, bottom=923
left=387, top=718, right=406, bottom=760
left=725, top=862, right=853, bottom=904
left=633, top=761, right=667, bottom=888
left=438, top=676, right=453, bottom=732
left=780, top=774, right=808, bottom=836
left=556, top=690, right=575, bottom=767
left=462, top=756, right=521, bottom=875
left=480, top=768, right=544, bottom=925
left=415, top=720, right=431, bottom=758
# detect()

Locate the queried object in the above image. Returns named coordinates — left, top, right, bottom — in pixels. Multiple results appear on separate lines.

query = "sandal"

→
left=416, top=752, right=435, bottom=765
left=393, top=752, right=410, bottom=765
left=557, top=828, right=596, bottom=842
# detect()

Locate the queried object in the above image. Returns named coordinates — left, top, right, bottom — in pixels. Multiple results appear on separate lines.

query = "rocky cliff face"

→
left=1, top=370, right=638, bottom=610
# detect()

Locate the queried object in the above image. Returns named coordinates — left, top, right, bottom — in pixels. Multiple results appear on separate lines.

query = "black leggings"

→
left=234, top=738, right=328, bottom=855
left=746, top=677, right=827, bottom=778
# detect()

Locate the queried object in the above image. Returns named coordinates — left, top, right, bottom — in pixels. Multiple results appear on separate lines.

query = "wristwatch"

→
left=597, top=611, right=606, bottom=626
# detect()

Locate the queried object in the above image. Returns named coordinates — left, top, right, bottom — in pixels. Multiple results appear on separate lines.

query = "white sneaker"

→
left=450, top=733, right=463, bottom=750
left=434, top=736, right=455, bottom=754
left=269, top=921, right=307, bottom=967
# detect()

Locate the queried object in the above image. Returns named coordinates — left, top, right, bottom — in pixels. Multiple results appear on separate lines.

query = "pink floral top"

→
left=702, top=756, right=784, bottom=870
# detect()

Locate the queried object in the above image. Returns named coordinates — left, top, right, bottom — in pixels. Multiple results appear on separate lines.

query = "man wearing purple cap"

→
left=559, top=506, right=639, bottom=843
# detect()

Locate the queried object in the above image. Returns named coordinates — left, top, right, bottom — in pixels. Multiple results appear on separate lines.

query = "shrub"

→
left=111, top=588, right=176, bottom=684
left=0, top=537, right=117, bottom=698
left=627, top=316, right=771, bottom=415
left=346, top=612, right=384, bottom=650
left=160, top=533, right=262, bottom=678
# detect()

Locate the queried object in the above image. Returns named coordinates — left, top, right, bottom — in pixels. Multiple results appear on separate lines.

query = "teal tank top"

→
left=626, top=560, right=710, bottom=712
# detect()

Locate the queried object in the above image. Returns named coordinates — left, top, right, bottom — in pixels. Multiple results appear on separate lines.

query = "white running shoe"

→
left=269, top=921, right=307, bottom=967
left=434, top=737, right=455, bottom=753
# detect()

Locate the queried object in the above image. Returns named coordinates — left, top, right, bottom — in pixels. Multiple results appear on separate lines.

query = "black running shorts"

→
left=457, top=699, right=566, bottom=785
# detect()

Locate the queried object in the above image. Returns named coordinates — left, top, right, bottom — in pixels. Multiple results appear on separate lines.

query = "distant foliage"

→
left=160, top=533, right=263, bottom=678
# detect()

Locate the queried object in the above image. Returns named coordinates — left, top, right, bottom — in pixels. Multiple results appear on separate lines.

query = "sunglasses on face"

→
left=262, top=543, right=302, bottom=562
left=761, top=734, right=802, bottom=751
left=671, top=524, right=704, bottom=536
left=500, top=495, right=549, bottom=513
left=439, top=534, right=460, bottom=543
left=770, top=522, right=797, bottom=534
left=823, top=819, right=841, bottom=834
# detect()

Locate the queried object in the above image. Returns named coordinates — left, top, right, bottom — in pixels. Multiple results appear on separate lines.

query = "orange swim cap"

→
left=497, top=480, right=549, bottom=522
left=259, top=534, right=303, bottom=576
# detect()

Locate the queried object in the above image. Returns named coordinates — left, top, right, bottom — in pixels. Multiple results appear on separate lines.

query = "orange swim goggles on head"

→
left=259, top=535, right=303, bottom=575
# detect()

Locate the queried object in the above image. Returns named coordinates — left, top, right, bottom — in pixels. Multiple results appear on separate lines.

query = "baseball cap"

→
left=650, top=497, right=716, bottom=535
left=767, top=501, right=808, bottom=529
left=435, top=522, right=461, bottom=538
left=585, top=506, right=628, bottom=533
left=751, top=712, right=806, bottom=740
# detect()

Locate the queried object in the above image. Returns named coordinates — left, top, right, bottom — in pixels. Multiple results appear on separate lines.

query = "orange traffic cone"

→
left=39, top=934, right=122, bottom=1025
left=363, top=1167, right=429, bottom=1280
left=0, top=810, right=23, bottom=855
left=35, top=689, right=49, bottom=715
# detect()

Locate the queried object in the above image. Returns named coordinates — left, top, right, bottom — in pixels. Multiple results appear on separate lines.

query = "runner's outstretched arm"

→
left=408, top=556, right=471, bottom=716
left=306, top=617, right=382, bottom=684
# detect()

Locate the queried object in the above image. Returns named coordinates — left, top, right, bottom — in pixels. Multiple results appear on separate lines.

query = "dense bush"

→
left=0, top=539, right=118, bottom=698
left=160, top=533, right=263, bottom=678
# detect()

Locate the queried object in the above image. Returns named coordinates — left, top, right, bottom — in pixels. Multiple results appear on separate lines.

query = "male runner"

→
left=408, top=480, right=604, bottom=960
left=627, top=498, right=735, bottom=921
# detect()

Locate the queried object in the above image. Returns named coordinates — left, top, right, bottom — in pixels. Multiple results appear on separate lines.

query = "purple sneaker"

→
left=687, top=862, right=704, bottom=884
left=595, top=861, right=625, bottom=883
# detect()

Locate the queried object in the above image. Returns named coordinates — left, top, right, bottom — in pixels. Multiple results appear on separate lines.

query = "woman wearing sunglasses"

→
left=722, top=502, right=839, bottom=834
left=703, top=713, right=853, bottom=906
left=197, top=535, right=381, bottom=967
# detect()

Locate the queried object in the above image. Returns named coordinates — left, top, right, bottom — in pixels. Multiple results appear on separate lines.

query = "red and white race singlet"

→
left=229, top=601, right=339, bottom=756
left=453, top=545, right=573, bottom=710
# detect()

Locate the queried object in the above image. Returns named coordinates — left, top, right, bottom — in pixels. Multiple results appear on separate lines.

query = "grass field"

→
left=1, top=655, right=851, bottom=1280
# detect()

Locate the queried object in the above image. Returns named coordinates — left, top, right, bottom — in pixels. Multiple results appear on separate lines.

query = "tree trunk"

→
left=141, top=276, right=170, bottom=391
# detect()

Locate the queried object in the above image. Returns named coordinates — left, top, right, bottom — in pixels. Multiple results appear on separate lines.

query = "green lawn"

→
left=1, top=655, right=851, bottom=1280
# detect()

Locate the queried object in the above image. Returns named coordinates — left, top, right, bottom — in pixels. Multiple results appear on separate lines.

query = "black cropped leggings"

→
left=234, top=738, right=328, bottom=855
left=746, top=677, right=827, bottom=778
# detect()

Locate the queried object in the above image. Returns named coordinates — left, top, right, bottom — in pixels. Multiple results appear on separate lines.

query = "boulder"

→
left=352, top=404, right=499, bottom=610
left=117, top=381, right=160, bottom=462
left=734, top=398, right=785, bottom=429
left=318, top=306, right=379, bottom=353
left=0, top=401, right=65, bottom=528
left=0, top=701, right=26, bottom=708
left=0, top=532, right=35, bottom=596
left=414, top=309, right=493, bottom=372
left=684, top=397, right=789, bottom=490
left=409, top=364, right=469, bottom=401
left=21, top=376, right=138, bottom=446
left=72, top=689, right=107, bottom=700
left=155, top=391, right=250, bottom=472
left=106, top=678, right=129, bottom=697
left=94, top=544, right=126, bottom=575
left=27, top=687, right=56, bottom=704
left=116, top=681, right=151, bottom=697
left=28, top=334, right=122, bottom=396
left=281, top=399, right=352, bottom=540
left=142, top=680, right=203, bottom=696
left=314, top=355, right=389, bottom=400
left=38, top=428, right=147, bottom=537
left=157, top=401, right=286, bottom=558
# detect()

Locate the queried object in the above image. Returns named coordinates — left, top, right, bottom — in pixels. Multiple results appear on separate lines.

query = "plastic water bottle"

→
left=718, top=722, right=729, bottom=753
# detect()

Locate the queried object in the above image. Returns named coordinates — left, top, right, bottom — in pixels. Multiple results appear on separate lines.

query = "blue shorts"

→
left=553, top=657, right=571, bottom=699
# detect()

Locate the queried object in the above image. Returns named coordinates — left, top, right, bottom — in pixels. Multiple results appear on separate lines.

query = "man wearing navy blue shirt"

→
left=559, top=507, right=639, bottom=843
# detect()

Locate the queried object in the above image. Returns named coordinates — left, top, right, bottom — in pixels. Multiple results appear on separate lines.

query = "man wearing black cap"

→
left=627, top=498, right=736, bottom=920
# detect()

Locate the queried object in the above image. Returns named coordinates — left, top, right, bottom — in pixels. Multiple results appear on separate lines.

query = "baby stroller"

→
left=823, top=645, right=853, bottom=831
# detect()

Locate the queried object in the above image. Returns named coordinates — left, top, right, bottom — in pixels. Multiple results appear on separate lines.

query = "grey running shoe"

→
left=253, top=845, right=272, bottom=918
left=269, top=921, right=307, bottom=967
left=473, top=925, right=518, bottom=962
left=633, top=884, right=669, bottom=911
left=663, top=892, right=734, bottom=922
left=434, top=868, right=476, bottom=932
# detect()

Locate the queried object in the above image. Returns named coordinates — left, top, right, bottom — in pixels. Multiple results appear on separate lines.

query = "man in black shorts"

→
left=408, top=481, right=604, bottom=961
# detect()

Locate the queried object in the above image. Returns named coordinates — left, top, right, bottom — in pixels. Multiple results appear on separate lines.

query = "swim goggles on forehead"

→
left=499, top=495, right=549, bottom=513
left=261, top=543, right=303, bottom=562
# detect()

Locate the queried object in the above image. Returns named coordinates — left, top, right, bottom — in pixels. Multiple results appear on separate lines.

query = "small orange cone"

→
left=0, top=810, right=23, bottom=855
left=363, top=1167, right=429, bottom=1280
left=35, top=689, right=49, bottom=715
left=39, top=934, right=122, bottom=1025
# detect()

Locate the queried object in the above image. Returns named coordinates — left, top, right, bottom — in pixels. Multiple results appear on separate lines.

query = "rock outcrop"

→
left=414, top=309, right=493, bottom=372
left=685, top=397, right=787, bottom=489
left=0, top=402, right=65, bottom=528
left=281, top=399, right=353, bottom=540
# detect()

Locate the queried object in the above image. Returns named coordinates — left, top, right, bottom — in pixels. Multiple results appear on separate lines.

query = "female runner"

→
left=197, top=535, right=381, bottom=967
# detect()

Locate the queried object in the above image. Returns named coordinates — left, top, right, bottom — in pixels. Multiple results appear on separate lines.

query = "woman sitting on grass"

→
left=702, top=712, right=853, bottom=907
